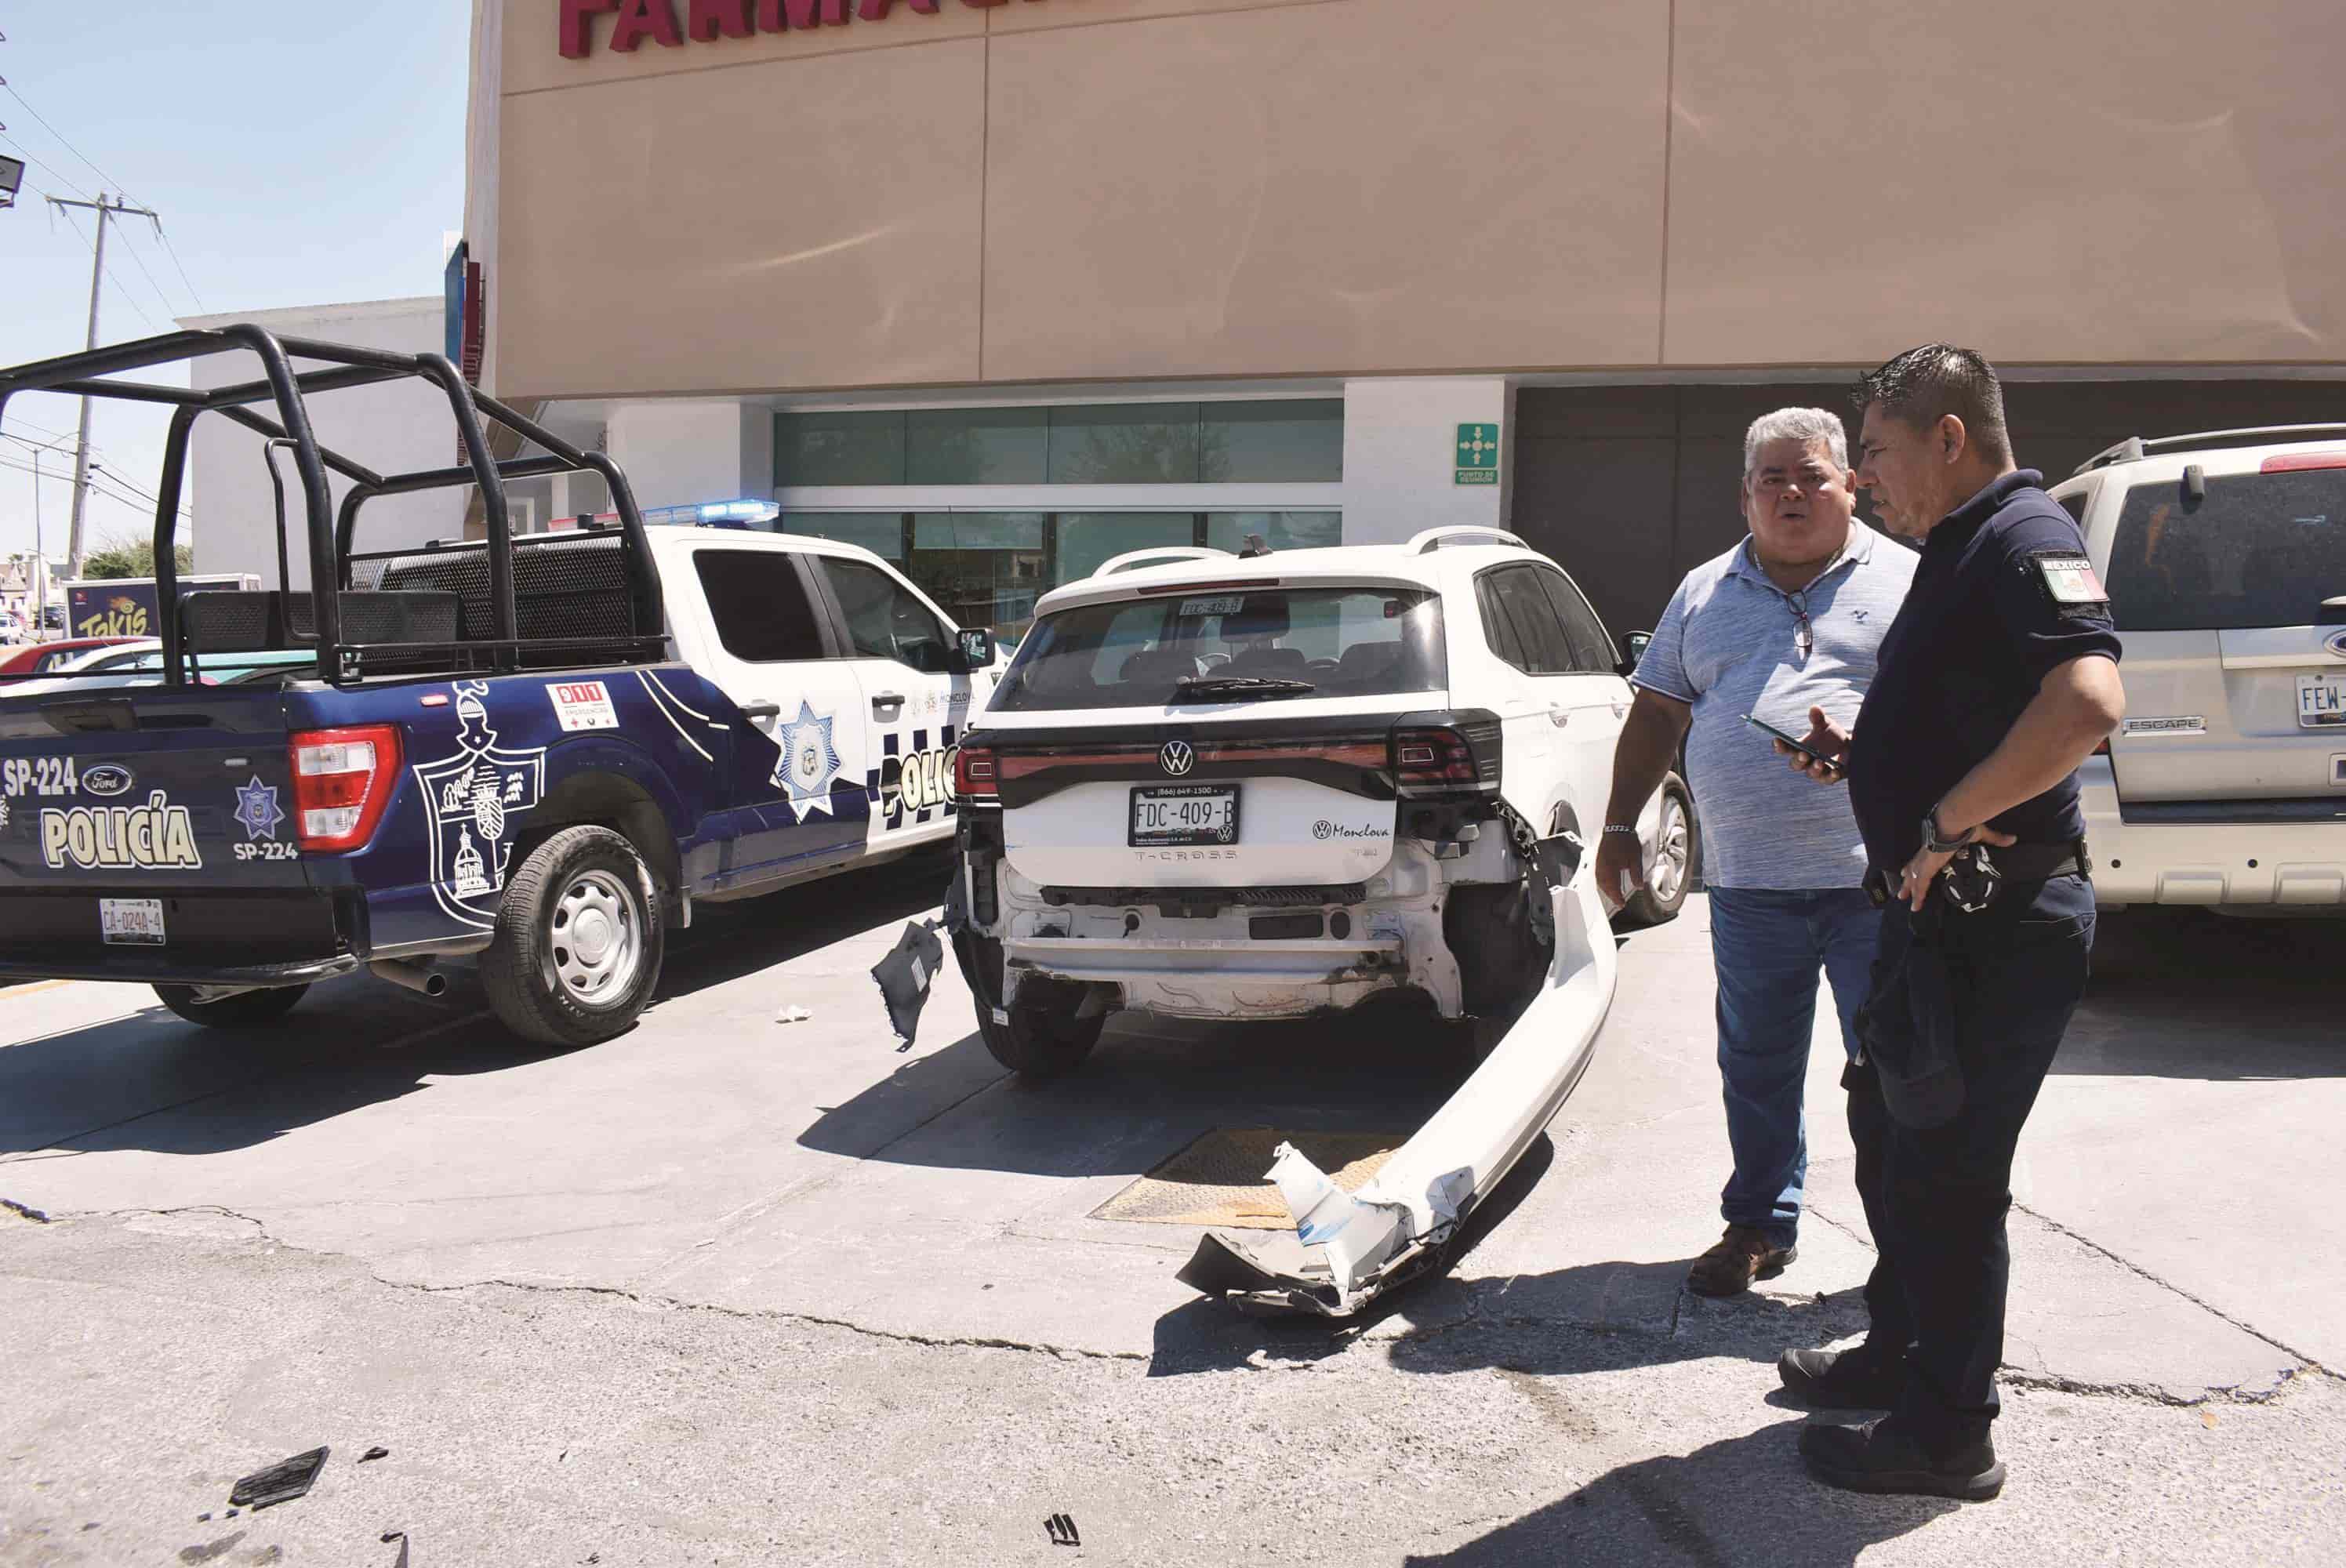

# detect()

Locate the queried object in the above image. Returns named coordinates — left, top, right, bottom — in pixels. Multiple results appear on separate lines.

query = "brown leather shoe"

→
left=1686, top=1225, right=1796, bottom=1297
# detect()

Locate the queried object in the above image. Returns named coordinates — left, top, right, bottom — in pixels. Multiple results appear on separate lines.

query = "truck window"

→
left=820, top=557, right=953, bottom=673
left=694, top=550, right=827, bottom=662
left=2107, top=470, right=2346, bottom=631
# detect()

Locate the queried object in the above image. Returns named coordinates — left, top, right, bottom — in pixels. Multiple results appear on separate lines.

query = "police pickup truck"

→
left=0, top=328, right=992, bottom=1044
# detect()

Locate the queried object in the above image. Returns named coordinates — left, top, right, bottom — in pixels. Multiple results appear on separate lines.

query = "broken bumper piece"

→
left=1177, top=868, right=1618, bottom=1317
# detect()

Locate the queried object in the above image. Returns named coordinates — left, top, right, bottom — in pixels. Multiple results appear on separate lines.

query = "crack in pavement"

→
left=2012, top=1200, right=2338, bottom=1383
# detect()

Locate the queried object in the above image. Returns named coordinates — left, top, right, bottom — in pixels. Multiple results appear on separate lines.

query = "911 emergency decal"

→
left=412, top=681, right=546, bottom=931
left=547, top=679, right=619, bottom=731
left=41, top=792, right=202, bottom=871
left=870, top=726, right=958, bottom=827
left=775, top=699, right=844, bottom=822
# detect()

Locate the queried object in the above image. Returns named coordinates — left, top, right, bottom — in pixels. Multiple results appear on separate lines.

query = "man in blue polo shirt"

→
left=1598, top=407, right=1917, bottom=1298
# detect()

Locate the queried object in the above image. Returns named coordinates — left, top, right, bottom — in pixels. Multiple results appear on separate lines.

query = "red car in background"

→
left=0, top=637, right=143, bottom=677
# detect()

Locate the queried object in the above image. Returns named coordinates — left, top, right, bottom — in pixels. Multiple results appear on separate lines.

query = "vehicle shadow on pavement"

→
left=2057, top=907, right=2345, bottom=1080
left=0, top=857, right=959, bottom=1162
left=1400, top=1421, right=1953, bottom=1566
left=799, top=996, right=1473, bottom=1178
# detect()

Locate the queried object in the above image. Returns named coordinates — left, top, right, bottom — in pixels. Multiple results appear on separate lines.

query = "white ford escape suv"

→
left=2048, top=425, right=2346, bottom=914
left=944, top=527, right=1695, bottom=1076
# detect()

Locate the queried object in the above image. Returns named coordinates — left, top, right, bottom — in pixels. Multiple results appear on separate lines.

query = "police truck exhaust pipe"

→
left=369, top=959, right=448, bottom=998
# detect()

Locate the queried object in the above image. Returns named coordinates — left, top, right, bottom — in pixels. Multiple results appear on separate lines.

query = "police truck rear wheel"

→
left=152, top=983, right=309, bottom=1028
left=483, top=826, right=664, bottom=1047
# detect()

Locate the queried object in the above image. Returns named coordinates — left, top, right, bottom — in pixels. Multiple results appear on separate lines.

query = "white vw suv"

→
left=945, top=528, right=1694, bottom=1076
left=2048, top=426, right=2346, bottom=915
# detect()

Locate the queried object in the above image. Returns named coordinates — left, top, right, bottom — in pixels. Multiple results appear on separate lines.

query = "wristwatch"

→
left=1919, top=803, right=1972, bottom=855
left=1602, top=825, right=1640, bottom=837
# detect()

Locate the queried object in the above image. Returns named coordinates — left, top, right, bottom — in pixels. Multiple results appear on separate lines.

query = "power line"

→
left=114, top=223, right=184, bottom=322
left=0, top=78, right=136, bottom=203
left=154, top=226, right=208, bottom=316
left=0, top=129, right=88, bottom=201
left=51, top=201, right=164, bottom=336
left=0, top=453, right=187, bottom=521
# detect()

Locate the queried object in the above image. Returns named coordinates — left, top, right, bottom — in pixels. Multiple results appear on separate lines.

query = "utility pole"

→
left=45, top=191, right=161, bottom=583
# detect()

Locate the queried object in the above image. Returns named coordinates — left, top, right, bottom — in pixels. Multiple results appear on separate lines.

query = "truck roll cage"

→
left=0, top=325, right=666, bottom=688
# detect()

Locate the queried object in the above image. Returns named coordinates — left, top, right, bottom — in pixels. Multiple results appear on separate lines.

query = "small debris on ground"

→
left=2, top=1198, right=50, bottom=1223
left=360, top=1446, right=390, bottom=1462
left=229, top=1446, right=329, bottom=1511
left=1044, top=1511, right=1082, bottom=1548
left=775, top=1005, right=812, bottom=1024
left=381, top=1530, right=410, bottom=1567
left=871, top=918, right=946, bottom=1049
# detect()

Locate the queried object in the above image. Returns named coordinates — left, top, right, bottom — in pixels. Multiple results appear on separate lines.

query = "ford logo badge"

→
left=82, top=764, right=135, bottom=797
left=1160, top=740, right=1195, bottom=777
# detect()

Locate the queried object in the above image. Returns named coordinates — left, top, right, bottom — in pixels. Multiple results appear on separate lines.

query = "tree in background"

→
left=80, top=535, right=195, bottom=580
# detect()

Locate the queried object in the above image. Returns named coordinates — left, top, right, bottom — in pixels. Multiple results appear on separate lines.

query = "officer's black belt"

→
left=1985, top=840, right=2090, bottom=880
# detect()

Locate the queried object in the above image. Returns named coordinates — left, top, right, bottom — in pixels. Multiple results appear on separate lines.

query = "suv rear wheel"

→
left=1620, top=771, right=1697, bottom=927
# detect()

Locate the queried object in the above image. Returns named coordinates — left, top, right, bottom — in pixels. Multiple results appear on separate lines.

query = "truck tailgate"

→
left=0, top=687, right=341, bottom=976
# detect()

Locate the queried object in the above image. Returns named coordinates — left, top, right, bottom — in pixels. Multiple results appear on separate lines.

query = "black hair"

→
left=1853, top=343, right=2012, bottom=466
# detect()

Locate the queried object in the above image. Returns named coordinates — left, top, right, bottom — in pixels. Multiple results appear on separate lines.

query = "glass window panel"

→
left=779, top=513, right=903, bottom=561
left=1204, top=511, right=1343, bottom=554
left=1535, top=567, right=1618, bottom=673
left=1047, top=405, right=1200, bottom=484
left=1200, top=400, right=1343, bottom=481
left=907, top=513, right=1049, bottom=644
left=1054, top=513, right=1198, bottom=586
left=775, top=412, right=906, bottom=487
left=692, top=549, right=827, bottom=663
left=906, top=407, right=1048, bottom=485
left=819, top=557, right=953, bottom=674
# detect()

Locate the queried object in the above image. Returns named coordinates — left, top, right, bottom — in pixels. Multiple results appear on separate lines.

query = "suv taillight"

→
left=1391, top=713, right=1502, bottom=798
left=289, top=724, right=402, bottom=851
left=954, top=742, right=999, bottom=804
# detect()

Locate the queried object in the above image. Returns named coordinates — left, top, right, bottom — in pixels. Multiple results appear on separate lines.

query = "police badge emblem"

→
left=411, top=681, right=546, bottom=930
left=772, top=699, right=843, bottom=821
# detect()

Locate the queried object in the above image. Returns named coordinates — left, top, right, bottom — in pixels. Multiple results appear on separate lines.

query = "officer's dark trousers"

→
left=1840, top=873, right=2096, bottom=1450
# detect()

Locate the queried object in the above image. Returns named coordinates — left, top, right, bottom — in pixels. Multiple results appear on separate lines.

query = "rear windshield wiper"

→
left=1171, top=675, right=1316, bottom=702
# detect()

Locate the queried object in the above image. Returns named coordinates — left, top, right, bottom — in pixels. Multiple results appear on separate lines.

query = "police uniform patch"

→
left=2030, top=552, right=2108, bottom=608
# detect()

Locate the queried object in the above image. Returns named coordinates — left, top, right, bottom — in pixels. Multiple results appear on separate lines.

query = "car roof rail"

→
left=1091, top=546, right=1233, bottom=578
left=2072, top=423, right=2346, bottom=477
left=1407, top=525, right=1527, bottom=554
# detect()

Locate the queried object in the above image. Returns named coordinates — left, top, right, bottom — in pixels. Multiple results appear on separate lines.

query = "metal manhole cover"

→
left=1091, top=1127, right=1404, bottom=1229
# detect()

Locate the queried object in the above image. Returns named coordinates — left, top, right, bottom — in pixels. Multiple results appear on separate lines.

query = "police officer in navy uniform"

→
left=1771, top=345, right=2126, bottom=1501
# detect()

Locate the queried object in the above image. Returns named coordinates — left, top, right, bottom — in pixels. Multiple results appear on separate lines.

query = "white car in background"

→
left=2051, top=425, right=2346, bottom=914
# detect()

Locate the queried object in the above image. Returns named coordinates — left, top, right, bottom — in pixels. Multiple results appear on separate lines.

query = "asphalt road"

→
left=2, top=866, right=2340, bottom=1566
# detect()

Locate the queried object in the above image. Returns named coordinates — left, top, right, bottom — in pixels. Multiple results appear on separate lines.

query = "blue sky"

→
left=1, top=1, right=471, bottom=570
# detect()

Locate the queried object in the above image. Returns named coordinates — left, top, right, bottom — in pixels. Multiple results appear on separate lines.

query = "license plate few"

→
left=100, top=897, right=165, bottom=946
left=1131, top=785, right=1240, bottom=847
left=2301, top=674, right=2346, bottom=728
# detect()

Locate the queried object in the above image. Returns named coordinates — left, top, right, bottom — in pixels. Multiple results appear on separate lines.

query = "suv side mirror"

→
left=1618, top=630, right=1652, bottom=678
left=950, top=627, right=996, bottom=673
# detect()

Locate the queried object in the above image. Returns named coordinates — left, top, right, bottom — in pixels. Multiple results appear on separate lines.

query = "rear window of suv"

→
left=988, top=586, right=1446, bottom=713
left=2107, top=466, right=2346, bottom=631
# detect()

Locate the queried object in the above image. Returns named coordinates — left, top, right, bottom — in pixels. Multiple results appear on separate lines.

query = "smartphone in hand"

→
left=1743, top=712, right=1842, bottom=775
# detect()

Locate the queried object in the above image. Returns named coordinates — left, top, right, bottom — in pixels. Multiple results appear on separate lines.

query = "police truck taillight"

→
left=953, top=742, right=999, bottom=804
left=1390, top=712, right=1503, bottom=799
left=289, top=725, right=402, bottom=851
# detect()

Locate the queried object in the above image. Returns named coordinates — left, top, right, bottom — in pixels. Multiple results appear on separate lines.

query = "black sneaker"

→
left=1778, top=1345, right=1904, bottom=1410
left=1799, top=1417, right=2004, bottom=1501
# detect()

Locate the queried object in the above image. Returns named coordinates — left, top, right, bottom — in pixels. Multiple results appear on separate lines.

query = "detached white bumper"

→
left=1178, top=855, right=1618, bottom=1317
left=2083, top=758, right=2346, bottom=909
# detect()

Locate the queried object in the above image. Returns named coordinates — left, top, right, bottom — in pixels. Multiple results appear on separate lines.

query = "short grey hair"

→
left=1743, top=407, right=1850, bottom=477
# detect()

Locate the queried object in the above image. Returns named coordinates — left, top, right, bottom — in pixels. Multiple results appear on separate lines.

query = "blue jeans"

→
left=1706, top=886, right=1882, bottom=1249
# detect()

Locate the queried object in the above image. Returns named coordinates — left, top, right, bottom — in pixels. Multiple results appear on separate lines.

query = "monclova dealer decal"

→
left=42, top=792, right=203, bottom=871
left=561, top=0, right=1052, bottom=59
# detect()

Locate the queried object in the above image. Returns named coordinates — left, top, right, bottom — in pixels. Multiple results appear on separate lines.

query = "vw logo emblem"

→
left=1160, top=740, right=1195, bottom=777
left=2328, top=629, right=2346, bottom=659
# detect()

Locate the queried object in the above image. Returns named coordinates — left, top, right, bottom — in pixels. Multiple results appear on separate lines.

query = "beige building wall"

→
left=485, top=0, right=2346, bottom=401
